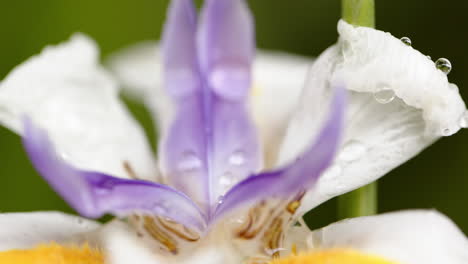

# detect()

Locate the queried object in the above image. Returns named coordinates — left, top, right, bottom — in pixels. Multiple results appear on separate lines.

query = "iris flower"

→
left=0, top=0, right=466, bottom=263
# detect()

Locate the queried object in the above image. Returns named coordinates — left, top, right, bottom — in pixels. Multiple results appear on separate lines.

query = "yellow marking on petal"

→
left=0, top=243, right=104, bottom=264
left=269, top=249, right=398, bottom=264
left=291, top=244, right=297, bottom=256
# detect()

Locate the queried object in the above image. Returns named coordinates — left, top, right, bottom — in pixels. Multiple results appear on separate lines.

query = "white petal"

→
left=96, top=220, right=166, bottom=264
left=338, top=20, right=466, bottom=136
left=0, top=34, right=157, bottom=180
left=106, top=42, right=175, bottom=137
left=278, top=21, right=467, bottom=214
left=0, top=211, right=99, bottom=251
left=306, top=210, right=468, bottom=264
left=251, top=51, right=312, bottom=167
left=107, top=41, right=161, bottom=99
left=97, top=220, right=243, bottom=264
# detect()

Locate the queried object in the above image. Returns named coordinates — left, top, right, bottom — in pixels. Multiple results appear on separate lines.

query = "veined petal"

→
left=279, top=21, right=467, bottom=215
left=198, top=0, right=254, bottom=101
left=214, top=85, right=345, bottom=219
left=159, top=0, right=211, bottom=208
left=160, top=0, right=261, bottom=209
left=302, top=210, right=468, bottom=264
left=0, top=212, right=99, bottom=251
left=162, top=0, right=199, bottom=99
left=23, top=119, right=206, bottom=232
left=0, top=34, right=157, bottom=181
left=338, top=20, right=465, bottom=136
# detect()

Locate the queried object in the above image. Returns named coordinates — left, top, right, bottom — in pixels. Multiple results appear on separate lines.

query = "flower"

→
left=0, top=0, right=465, bottom=263
left=273, top=210, right=468, bottom=264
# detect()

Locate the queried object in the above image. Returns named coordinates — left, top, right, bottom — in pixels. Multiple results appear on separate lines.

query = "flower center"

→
left=0, top=243, right=103, bottom=264
left=269, top=249, right=398, bottom=264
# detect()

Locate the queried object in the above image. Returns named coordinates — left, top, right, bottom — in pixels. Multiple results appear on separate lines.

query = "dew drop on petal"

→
left=338, top=140, right=367, bottom=162
left=264, top=247, right=286, bottom=257
left=427, top=55, right=432, bottom=60
left=442, top=128, right=451, bottom=136
left=322, top=165, right=342, bottom=181
left=373, top=84, right=395, bottom=104
left=217, top=195, right=225, bottom=205
left=229, top=150, right=246, bottom=166
left=151, top=202, right=168, bottom=214
left=400, top=36, right=412, bottom=46
left=219, top=172, right=234, bottom=190
left=459, top=111, right=468, bottom=128
left=435, top=58, right=452, bottom=74
left=227, top=214, right=248, bottom=228
left=178, top=151, right=202, bottom=172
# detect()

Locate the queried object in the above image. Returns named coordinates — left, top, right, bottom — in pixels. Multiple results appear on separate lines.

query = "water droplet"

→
left=373, top=84, right=395, bottom=104
left=219, top=172, right=234, bottom=189
left=442, top=128, right=451, bottom=136
left=264, top=247, right=286, bottom=256
left=322, top=165, right=342, bottom=180
left=228, top=214, right=248, bottom=227
left=338, top=140, right=367, bottom=162
left=217, top=195, right=225, bottom=204
left=151, top=203, right=168, bottom=214
left=400, top=37, right=412, bottom=46
left=435, top=58, right=452, bottom=74
left=459, top=111, right=468, bottom=128
left=177, top=151, right=202, bottom=172
left=427, top=55, right=432, bottom=60
left=229, top=150, right=245, bottom=166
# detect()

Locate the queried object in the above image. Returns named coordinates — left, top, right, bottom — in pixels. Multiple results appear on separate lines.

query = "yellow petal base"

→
left=0, top=243, right=104, bottom=264
left=270, top=249, right=398, bottom=264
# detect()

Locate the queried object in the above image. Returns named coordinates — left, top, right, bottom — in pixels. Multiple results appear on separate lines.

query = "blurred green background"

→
left=0, top=0, right=467, bottom=233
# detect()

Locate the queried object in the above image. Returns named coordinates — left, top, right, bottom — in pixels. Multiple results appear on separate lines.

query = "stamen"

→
left=286, top=201, right=300, bottom=214
left=0, top=243, right=103, bottom=264
left=123, top=161, right=139, bottom=179
left=156, top=217, right=200, bottom=242
left=262, top=217, right=283, bottom=258
left=143, top=216, right=178, bottom=254
left=237, top=202, right=271, bottom=239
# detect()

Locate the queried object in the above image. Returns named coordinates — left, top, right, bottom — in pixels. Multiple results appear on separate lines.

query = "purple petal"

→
left=210, top=100, right=261, bottom=201
left=162, top=0, right=200, bottom=98
left=213, top=86, right=346, bottom=219
left=198, top=0, right=254, bottom=101
left=22, top=118, right=206, bottom=231
left=160, top=96, right=210, bottom=209
left=160, top=0, right=260, bottom=211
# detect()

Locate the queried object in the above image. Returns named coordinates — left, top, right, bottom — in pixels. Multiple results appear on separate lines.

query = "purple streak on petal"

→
left=160, top=0, right=212, bottom=210
left=161, top=96, right=211, bottom=209
left=213, top=86, right=346, bottom=220
left=22, top=118, right=206, bottom=231
left=162, top=0, right=200, bottom=98
left=210, top=99, right=261, bottom=201
left=198, top=0, right=254, bottom=101
left=160, top=0, right=260, bottom=212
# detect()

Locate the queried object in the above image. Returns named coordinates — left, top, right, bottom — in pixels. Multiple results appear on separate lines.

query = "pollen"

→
left=269, top=249, right=398, bottom=264
left=0, top=243, right=104, bottom=264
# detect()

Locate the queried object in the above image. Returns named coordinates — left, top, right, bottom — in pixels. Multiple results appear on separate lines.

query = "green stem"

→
left=338, top=182, right=377, bottom=219
left=341, top=0, right=375, bottom=28
left=338, top=0, right=377, bottom=219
